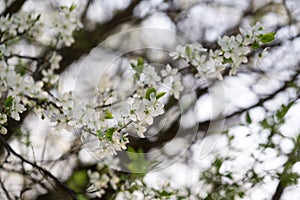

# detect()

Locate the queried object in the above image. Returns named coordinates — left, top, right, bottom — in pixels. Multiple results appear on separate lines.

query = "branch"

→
left=0, top=177, right=12, bottom=200
left=129, top=69, right=299, bottom=152
left=0, top=135, right=77, bottom=199
left=272, top=133, right=300, bottom=200
left=1, top=0, right=26, bottom=16
left=56, top=0, right=141, bottom=75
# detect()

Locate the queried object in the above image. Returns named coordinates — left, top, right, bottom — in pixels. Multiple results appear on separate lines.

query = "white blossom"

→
left=140, top=64, right=161, bottom=85
left=161, top=64, right=178, bottom=77
left=162, top=64, right=184, bottom=99
left=0, top=113, right=7, bottom=124
left=49, top=52, right=62, bottom=70
left=0, top=125, right=7, bottom=135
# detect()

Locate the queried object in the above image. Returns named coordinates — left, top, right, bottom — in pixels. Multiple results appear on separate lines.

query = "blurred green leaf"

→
left=251, top=42, right=260, bottom=50
left=127, top=147, right=150, bottom=175
left=5, top=96, right=14, bottom=108
left=276, top=102, right=294, bottom=122
left=258, top=32, right=275, bottom=43
left=67, top=170, right=88, bottom=192
left=69, top=3, right=77, bottom=11
left=246, top=112, right=252, bottom=124
left=137, top=57, right=144, bottom=66
left=105, top=127, right=115, bottom=141
left=104, top=110, right=113, bottom=119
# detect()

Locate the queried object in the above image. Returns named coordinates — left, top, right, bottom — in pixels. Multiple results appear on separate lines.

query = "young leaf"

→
left=251, top=42, right=260, bottom=50
left=134, top=64, right=144, bottom=74
left=260, top=119, right=270, bottom=129
left=145, top=88, right=156, bottom=100
left=104, top=110, right=113, bottom=119
left=105, top=128, right=115, bottom=141
left=258, top=32, right=276, bottom=44
left=96, top=130, right=103, bottom=138
left=246, top=112, right=252, bottom=124
left=131, top=58, right=144, bottom=80
left=69, top=4, right=77, bottom=11
left=137, top=57, right=144, bottom=66
left=185, top=46, right=192, bottom=58
left=276, top=102, right=294, bottom=121
left=156, top=92, right=166, bottom=99
left=5, top=96, right=14, bottom=108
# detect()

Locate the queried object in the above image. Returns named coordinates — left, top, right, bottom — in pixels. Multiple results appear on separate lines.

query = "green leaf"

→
left=137, top=57, right=144, bottom=66
left=131, top=58, right=144, bottom=80
left=36, top=14, right=41, bottom=20
left=134, top=64, right=144, bottom=74
left=105, top=127, right=115, bottom=141
left=67, top=170, right=88, bottom=193
left=276, top=102, right=294, bottom=121
left=60, top=6, right=68, bottom=10
left=156, top=92, right=166, bottom=99
left=5, top=96, right=14, bottom=108
left=127, top=146, right=138, bottom=160
left=238, top=192, right=245, bottom=198
left=15, top=63, right=27, bottom=75
left=104, top=110, right=113, bottom=119
left=222, top=57, right=233, bottom=64
left=258, top=32, right=276, bottom=43
left=145, top=88, right=156, bottom=100
left=251, top=42, right=260, bottom=50
left=77, top=194, right=88, bottom=200
left=213, top=157, right=223, bottom=170
left=281, top=172, right=299, bottom=186
left=126, top=147, right=150, bottom=175
left=69, top=3, right=77, bottom=11
left=96, top=130, right=103, bottom=138
left=246, top=112, right=252, bottom=124
left=261, top=119, right=270, bottom=129
left=185, top=46, right=192, bottom=58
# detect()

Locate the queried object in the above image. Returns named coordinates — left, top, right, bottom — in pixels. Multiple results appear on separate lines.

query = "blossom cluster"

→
left=115, top=179, right=189, bottom=200
left=0, top=5, right=181, bottom=158
left=87, top=164, right=189, bottom=199
left=87, top=164, right=120, bottom=198
left=170, top=22, right=275, bottom=79
left=0, top=5, right=82, bottom=136
left=41, top=52, right=62, bottom=85
left=0, top=60, right=47, bottom=134
left=0, top=5, right=275, bottom=163
left=0, top=3, right=281, bottom=198
left=0, top=12, right=42, bottom=46
left=46, top=60, right=183, bottom=156
left=53, top=5, right=83, bottom=46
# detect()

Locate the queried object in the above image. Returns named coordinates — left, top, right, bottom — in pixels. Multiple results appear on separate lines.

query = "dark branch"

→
left=56, top=0, right=141, bottom=74
left=0, top=177, right=12, bottom=200
left=1, top=0, right=26, bottom=16
left=272, top=133, right=300, bottom=200
left=129, top=68, right=300, bottom=152
left=0, top=135, right=77, bottom=199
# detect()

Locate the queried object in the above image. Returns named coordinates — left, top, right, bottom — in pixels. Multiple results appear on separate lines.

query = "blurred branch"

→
left=130, top=68, right=300, bottom=152
left=1, top=0, right=142, bottom=155
left=282, top=0, right=293, bottom=25
left=0, top=177, right=12, bottom=200
left=80, top=0, right=92, bottom=22
left=56, top=0, right=141, bottom=75
left=1, top=0, right=26, bottom=16
left=0, top=135, right=77, bottom=199
left=272, top=133, right=300, bottom=200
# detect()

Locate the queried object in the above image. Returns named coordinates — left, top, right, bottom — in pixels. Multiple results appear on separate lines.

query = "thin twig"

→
left=0, top=135, right=77, bottom=199
left=0, top=177, right=12, bottom=200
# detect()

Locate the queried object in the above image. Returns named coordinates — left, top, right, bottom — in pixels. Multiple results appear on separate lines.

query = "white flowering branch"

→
left=170, top=22, right=275, bottom=79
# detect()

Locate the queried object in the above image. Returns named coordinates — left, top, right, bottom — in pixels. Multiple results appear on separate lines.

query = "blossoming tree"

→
left=0, top=0, right=300, bottom=199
